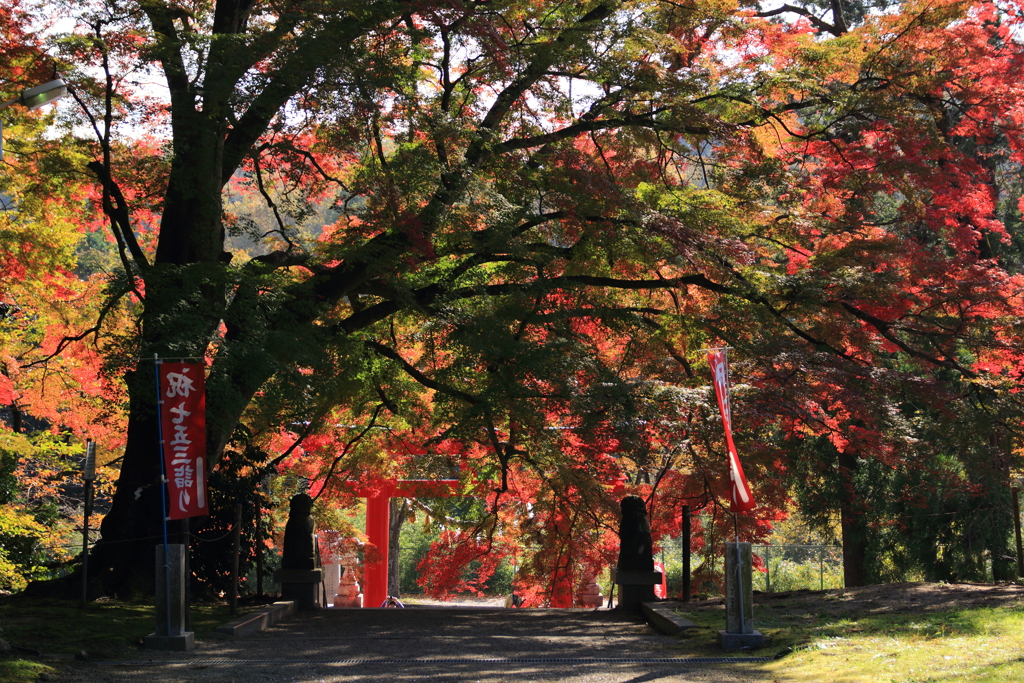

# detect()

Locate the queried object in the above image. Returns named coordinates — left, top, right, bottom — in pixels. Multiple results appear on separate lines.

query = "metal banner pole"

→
left=681, top=504, right=691, bottom=602
left=154, top=353, right=172, bottom=636
left=1013, top=487, right=1023, bottom=579
left=726, top=348, right=746, bottom=632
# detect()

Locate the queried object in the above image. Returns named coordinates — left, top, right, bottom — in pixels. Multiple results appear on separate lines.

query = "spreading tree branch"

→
left=757, top=3, right=846, bottom=36
left=839, top=302, right=977, bottom=378
left=85, top=161, right=150, bottom=270
left=313, top=404, right=385, bottom=502
left=364, top=340, right=481, bottom=405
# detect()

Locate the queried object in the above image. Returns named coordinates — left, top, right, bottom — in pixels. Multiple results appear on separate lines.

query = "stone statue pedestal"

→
left=334, top=589, right=362, bottom=608
left=275, top=568, right=323, bottom=610
left=611, top=567, right=663, bottom=612
left=717, top=541, right=764, bottom=650
left=614, top=496, right=660, bottom=613
left=277, top=493, right=322, bottom=610
left=144, top=544, right=195, bottom=651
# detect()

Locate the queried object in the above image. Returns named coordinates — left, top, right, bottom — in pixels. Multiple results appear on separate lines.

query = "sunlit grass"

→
left=673, top=600, right=1024, bottom=682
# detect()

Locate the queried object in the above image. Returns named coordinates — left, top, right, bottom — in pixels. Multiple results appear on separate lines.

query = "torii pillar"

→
left=358, top=479, right=459, bottom=608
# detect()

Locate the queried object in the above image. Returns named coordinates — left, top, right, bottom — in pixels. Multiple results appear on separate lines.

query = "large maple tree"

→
left=9, top=0, right=1024, bottom=596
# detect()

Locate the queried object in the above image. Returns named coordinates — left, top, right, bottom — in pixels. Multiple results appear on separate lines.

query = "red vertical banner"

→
left=707, top=349, right=756, bottom=513
left=159, top=362, right=209, bottom=519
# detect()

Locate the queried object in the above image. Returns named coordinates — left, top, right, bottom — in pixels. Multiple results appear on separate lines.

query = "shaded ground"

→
left=55, top=607, right=773, bottom=683
left=682, top=581, right=1024, bottom=626
left=7, top=582, right=1024, bottom=682
left=759, top=581, right=1024, bottom=615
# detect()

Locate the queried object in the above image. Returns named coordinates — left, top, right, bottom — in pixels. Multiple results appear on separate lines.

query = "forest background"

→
left=2, top=0, right=1024, bottom=606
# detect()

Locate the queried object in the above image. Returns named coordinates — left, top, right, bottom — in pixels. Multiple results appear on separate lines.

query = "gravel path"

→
left=59, top=607, right=777, bottom=682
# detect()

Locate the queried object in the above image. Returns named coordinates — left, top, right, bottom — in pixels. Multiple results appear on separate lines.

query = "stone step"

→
left=215, top=601, right=296, bottom=639
left=641, top=602, right=697, bottom=636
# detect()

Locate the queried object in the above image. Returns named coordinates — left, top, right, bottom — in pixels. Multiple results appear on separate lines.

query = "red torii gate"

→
left=356, top=478, right=459, bottom=608
left=347, top=456, right=630, bottom=607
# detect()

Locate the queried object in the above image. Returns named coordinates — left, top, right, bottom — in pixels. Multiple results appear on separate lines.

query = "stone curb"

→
left=641, top=602, right=697, bottom=636
left=214, top=601, right=296, bottom=639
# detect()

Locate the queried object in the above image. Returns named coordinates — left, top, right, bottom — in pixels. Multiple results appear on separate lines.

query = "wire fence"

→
left=38, top=530, right=847, bottom=597
left=753, top=544, right=845, bottom=593
left=658, top=542, right=845, bottom=596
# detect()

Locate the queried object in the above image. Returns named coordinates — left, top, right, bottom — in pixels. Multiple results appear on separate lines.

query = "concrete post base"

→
left=717, top=629, right=765, bottom=650
left=724, top=542, right=755, bottom=633
left=143, top=632, right=195, bottom=651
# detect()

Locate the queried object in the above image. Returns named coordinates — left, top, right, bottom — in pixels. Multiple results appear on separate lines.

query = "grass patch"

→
left=671, top=597, right=1024, bottom=681
left=0, top=594, right=240, bottom=682
left=0, top=596, right=236, bottom=656
left=0, top=659, right=60, bottom=683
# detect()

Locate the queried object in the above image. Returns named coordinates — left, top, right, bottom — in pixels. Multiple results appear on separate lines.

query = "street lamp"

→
left=0, top=79, right=68, bottom=159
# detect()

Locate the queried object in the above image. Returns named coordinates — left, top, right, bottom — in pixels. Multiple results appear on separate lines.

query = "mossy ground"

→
left=0, top=595, right=236, bottom=683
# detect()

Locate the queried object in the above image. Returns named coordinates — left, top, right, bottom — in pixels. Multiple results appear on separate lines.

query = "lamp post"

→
left=0, top=79, right=68, bottom=159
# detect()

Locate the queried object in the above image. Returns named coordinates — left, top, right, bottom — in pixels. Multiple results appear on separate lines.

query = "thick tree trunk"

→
left=156, top=105, right=229, bottom=265
left=77, top=235, right=325, bottom=597
left=988, top=431, right=1015, bottom=582
left=838, top=452, right=869, bottom=588
left=388, top=499, right=408, bottom=598
left=85, top=352, right=206, bottom=594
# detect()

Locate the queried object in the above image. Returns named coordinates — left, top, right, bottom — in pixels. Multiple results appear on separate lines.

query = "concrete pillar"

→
left=718, top=541, right=764, bottom=650
left=145, top=544, right=195, bottom=651
left=725, top=542, right=753, bottom=633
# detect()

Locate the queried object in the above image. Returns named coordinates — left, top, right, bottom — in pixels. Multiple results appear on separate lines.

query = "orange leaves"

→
left=1, top=241, right=127, bottom=450
left=738, top=13, right=822, bottom=70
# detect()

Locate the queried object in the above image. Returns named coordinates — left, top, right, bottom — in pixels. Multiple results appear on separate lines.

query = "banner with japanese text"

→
left=158, top=361, right=209, bottom=519
left=707, top=349, right=756, bottom=513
